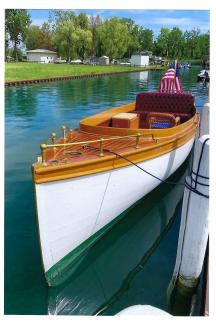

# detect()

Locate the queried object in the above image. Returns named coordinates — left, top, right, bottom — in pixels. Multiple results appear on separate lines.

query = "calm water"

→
left=5, top=67, right=209, bottom=315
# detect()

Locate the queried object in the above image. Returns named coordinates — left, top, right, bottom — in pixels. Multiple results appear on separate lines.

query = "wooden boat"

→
left=32, top=76, right=199, bottom=287
left=48, top=163, right=187, bottom=314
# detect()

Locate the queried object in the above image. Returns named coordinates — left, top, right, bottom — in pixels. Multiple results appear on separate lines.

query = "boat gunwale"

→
left=79, top=101, right=197, bottom=137
left=32, top=113, right=198, bottom=184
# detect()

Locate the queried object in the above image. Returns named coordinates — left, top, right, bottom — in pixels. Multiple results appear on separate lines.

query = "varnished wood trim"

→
left=33, top=122, right=197, bottom=184
left=80, top=102, right=199, bottom=137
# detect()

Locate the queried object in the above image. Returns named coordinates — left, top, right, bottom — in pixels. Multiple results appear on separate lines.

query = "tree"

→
left=183, top=29, right=200, bottom=58
left=120, top=18, right=140, bottom=57
left=5, top=9, right=31, bottom=61
left=89, top=15, right=102, bottom=56
left=52, top=20, right=78, bottom=61
left=76, top=29, right=92, bottom=59
left=139, top=28, right=154, bottom=52
left=156, top=28, right=170, bottom=58
left=51, top=9, right=76, bottom=25
left=40, top=22, right=54, bottom=50
left=26, top=23, right=54, bottom=51
left=5, top=32, right=9, bottom=57
left=168, top=27, right=183, bottom=58
left=76, top=13, right=89, bottom=30
left=197, top=32, right=210, bottom=57
left=97, top=18, right=130, bottom=60
left=26, top=25, right=44, bottom=50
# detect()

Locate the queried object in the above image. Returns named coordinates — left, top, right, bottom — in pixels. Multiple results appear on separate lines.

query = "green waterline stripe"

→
left=45, top=159, right=189, bottom=287
left=46, top=196, right=146, bottom=287
left=94, top=201, right=182, bottom=315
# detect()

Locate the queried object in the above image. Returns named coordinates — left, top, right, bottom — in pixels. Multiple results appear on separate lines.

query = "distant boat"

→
left=183, top=63, right=191, bottom=69
left=32, top=65, right=199, bottom=286
left=197, top=69, right=210, bottom=82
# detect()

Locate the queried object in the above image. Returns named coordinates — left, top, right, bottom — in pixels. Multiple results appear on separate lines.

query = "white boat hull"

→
left=35, top=137, right=194, bottom=283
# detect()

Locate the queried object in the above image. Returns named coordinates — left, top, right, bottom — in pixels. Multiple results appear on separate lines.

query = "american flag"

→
left=159, top=63, right=183, bottom=93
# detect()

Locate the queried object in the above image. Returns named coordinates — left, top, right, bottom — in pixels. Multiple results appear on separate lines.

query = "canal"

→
left=5, top=66, right=209, bottom=315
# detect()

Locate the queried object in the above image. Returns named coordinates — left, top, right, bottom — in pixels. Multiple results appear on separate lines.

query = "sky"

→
left=28, top=9, right=210, bottom=36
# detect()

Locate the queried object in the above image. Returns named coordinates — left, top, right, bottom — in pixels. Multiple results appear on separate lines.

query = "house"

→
left=99, top=56, right=109, bottom=65
left=26, top=49, right=57, bottom=63
left=84, top=56, right=109, bottom=65
left=150, top=55, right=163, bottom=65
left=130, top=51, right=152, bottom=67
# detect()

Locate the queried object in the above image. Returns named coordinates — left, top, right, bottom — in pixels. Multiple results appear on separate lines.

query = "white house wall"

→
left=27, top=53, right=57, bottom=63
left=140, top=56, right=149, bottom=66
left=131, top=55, right=149, bottom=66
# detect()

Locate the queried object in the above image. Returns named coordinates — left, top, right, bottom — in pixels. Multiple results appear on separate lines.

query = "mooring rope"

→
left=83, top=137, right=209, bottom=199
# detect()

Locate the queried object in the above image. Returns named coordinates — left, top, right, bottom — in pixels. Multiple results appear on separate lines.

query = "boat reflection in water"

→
left=48, top=160, right=190, bottom=315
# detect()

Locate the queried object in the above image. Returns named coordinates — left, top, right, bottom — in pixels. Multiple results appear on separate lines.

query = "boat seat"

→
left=135, top=92, right=195, bottom=113
left=134, top=110, right=192, bottom=123
left=146, top=112, right=180, bottom=129
left=134, top=92, right=195, bottom=125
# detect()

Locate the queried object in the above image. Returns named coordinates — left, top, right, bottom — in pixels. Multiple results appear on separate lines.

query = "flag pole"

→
left=174, top=59, right=178, bottom=76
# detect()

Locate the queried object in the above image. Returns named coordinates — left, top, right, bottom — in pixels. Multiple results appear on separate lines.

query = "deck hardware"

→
left=37, top=156, right=42, bottom=163
left=48, top=159, right=60, bottom=163
left=40, top=144, right=47, bottom=165
left=151, top=134, right=159, bottom=143
left=62, top=125, right=67, bottom=140
left=65, top=151, right=82, bottom=156
left=82, top=144, right=88, bottom=150
left=135, top=133, right=141, bottom=149
left=51, top=133, right=57, bottom=151
left=99, top=138, right=104, bottom=157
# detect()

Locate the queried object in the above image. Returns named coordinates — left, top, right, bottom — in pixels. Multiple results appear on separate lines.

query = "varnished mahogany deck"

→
left=45, top=130, right=156, bottom=166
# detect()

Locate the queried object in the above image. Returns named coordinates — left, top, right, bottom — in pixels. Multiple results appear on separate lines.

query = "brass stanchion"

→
left=40, top=144, right=47, bottom=165
left=135, top=133, right=141, bottom=149
left=99, top=138, right=104, bottom=157
left=62, top=125, right=66, bottom=141
left=51, top=132, right=57, bottom=151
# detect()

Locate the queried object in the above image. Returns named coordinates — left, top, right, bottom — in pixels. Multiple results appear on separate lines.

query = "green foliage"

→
left=52, top=10, right=76, bottom=25
left=5, top=9, right=31, bottom=61
left=155, top=27, right=208, bottom=60
left=76, top=13, right=89, bottom=30
left=97, top=18, right=130, bottom=60
left=52, top=20, right=78, bottom=60
left=168, top=27, right=184, bottom=58
left=156, top=28, right=170, bottom=57
left=139, top=28, right=154, bottom=51
left=6, top=48, right=23, bottom=61
left=76, top=29, right=92, bottom=59
left=26, top=25, right=43, bottom=50
left=51, top=10, right=92, bottom=60
left=5, top=9, right=209, bottom=62
left=89, top=15, right=103, bottom=56
left=26, top=23, right=54, bottom=51
left=120, top=19, right=140, bottom=57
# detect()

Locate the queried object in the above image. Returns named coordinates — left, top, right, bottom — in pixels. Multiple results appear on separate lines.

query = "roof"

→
left=132, top=51, right=152, bottom=56
left=26, top=49, right=57, bottom=54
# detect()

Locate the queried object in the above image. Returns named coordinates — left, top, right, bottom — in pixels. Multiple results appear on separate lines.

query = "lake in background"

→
left=5, top=66, right=209, bottom=315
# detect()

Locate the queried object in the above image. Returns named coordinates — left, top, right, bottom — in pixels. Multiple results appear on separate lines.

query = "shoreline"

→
left=5, top=66, right=163, bottom=87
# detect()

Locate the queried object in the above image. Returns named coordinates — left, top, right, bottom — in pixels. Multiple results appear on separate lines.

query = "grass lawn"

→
left=5, top=63, right=163, bottom=82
